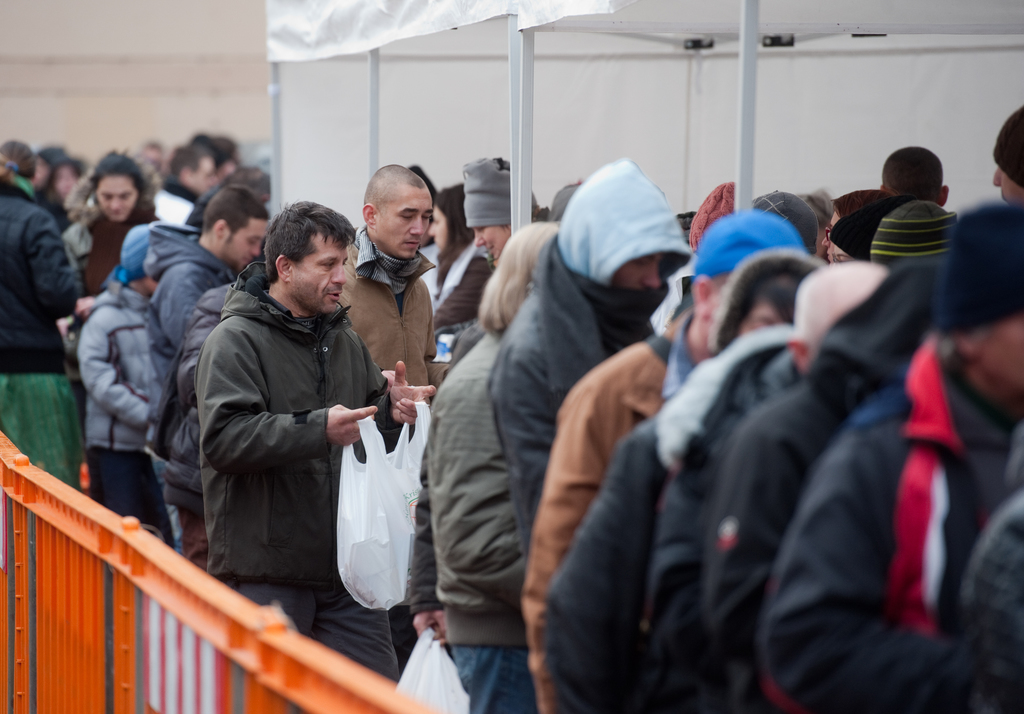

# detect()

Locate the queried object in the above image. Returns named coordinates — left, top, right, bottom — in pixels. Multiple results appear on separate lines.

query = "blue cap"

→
left=692, top=210, right=804, bottom=278
left=115, top=224, right=152, bottom=284
left=934, top=203, right=1024, bottom=330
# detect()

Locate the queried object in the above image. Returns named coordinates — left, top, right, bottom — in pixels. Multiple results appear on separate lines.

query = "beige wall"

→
left=0, top=0, right=270, bottom=163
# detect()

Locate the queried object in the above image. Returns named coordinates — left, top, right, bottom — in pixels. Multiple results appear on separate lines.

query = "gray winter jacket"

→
left=79, top=282, right=153, bottom=451
left=145, top=222, right=235, bottom=423
left=162, top=284, right=230, bottom=515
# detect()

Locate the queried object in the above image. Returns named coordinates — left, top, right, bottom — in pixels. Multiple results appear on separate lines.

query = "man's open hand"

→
left=326, top=404, right=377, bottom=446
left=390, top=361, right=436, bottom=424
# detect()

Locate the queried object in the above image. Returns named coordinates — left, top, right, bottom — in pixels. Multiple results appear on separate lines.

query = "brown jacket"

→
left=341, top=243, right=448, bottom=388
left=524, top=335, right=671, bottom=714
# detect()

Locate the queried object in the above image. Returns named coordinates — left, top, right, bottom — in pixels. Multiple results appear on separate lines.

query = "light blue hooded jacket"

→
left=557, top=159, right=690, bottom=285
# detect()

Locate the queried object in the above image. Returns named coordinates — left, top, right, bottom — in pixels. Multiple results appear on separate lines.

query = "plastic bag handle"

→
left=408, top=402, right=431, bottom=452
left=356, top=415, right=390, bottom=464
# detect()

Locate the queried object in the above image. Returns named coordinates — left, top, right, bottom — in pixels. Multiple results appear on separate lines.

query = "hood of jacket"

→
left=193, top=282, right=231, bottom=323
left=65, top=159, right=161, bottom=226
left=709, top=248, right=823, bottom=355
left=221, top=262, right=351, bottom=336
left=92, top=280, right=149, bottom=316
left=808, top=256, right=940, bottom=419
left=144, top=221, right=232, bottom=283
left=557, top=159, right=690, bottom=286
left=657, top=324, right=795, bottom=467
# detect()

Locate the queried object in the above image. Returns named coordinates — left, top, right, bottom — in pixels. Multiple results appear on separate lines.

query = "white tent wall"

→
left=278, top=19, right=1024, bottom=221
left=685, top=34, right=1024, bottom=212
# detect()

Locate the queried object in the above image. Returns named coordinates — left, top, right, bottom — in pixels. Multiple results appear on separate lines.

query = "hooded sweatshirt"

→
left=145, top=222, right=235, bottom=423
left=490, top=158, right=689, bottom=552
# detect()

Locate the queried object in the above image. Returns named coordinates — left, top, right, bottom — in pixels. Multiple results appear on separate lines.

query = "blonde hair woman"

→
left=409, top=222, right=558, bottom=714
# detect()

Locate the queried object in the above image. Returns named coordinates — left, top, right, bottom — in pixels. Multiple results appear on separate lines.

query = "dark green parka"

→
left=196, top=262, right=396, bottom=589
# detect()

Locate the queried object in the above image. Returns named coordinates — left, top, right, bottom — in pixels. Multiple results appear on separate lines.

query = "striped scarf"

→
left=355, top=227, right=422, bottom=295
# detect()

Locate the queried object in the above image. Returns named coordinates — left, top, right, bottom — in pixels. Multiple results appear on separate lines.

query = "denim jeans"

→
left=93, top=448, right=174, bottom=544
left=452, top=645, right=539, bottom=714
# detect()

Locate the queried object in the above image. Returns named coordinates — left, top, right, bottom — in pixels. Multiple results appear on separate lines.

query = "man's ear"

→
left=213, top=218, right=231, bottom=242
left=275, top=254, right=292, bottom=283
left=787, top=338, right=812, bottom=375
left=362, top=203, right=377, bottom=230
left=938, top=185, right=949, bottom=207
left=692, top=275, right=713, bottom=307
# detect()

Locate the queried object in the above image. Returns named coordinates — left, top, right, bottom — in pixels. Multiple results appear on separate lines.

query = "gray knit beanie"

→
left=753, top=191, right=818, bottom=253
left=463, top=157, right=511, bottom=228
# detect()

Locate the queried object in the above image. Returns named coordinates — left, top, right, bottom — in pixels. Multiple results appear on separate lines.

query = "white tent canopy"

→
left=267, top=0, right=1024, bottom=62
left=267, top=0, right=514, bottom=62
left=517, top=0, right=1024, bottom=33
left=266, top=1, right=1024, bottom=230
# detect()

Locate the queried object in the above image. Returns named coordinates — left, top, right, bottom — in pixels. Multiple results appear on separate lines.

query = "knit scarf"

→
left=355, top=227, right=422, bottom=295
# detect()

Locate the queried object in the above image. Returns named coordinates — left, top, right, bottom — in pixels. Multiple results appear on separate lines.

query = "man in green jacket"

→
left=196, top=201, right=435, bottom=679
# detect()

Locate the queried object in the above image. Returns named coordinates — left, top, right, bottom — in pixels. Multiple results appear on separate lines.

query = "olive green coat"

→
left=196, top=262, right=395, bottom=589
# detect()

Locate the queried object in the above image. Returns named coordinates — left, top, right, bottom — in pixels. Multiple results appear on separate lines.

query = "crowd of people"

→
left=1, top=101, right=1024, bottom=714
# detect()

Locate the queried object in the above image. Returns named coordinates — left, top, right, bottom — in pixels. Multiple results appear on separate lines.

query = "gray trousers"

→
left=235, top=582, right=399, bottom=680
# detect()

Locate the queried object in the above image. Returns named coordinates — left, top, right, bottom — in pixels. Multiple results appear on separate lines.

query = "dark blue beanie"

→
left=934, top=203, right=1024, bottom=330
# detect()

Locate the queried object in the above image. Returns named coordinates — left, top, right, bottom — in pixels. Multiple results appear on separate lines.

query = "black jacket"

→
left=546, top=419, right=684, bottom=714
left=545, top=250, right=819, bottom=714
left=962, top=488, right=1024, bottom=714
left=0, top=183, right=77, bottom=373
left=545, top=327, right=799, bottom=714
left=699, top=258, right=939, bottom=714
left=489, top=241, right=663, bottom=552
left=640, top=330, right=799, bottom=714
left=758, top=340, right=1015, bottom=714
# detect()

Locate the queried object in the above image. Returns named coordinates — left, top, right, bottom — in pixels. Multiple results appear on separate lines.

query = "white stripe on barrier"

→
left=165, top=609, right=180, bottom=714
left=182, top=625, right=197, bottom=714
left=148, top=596, right=162, bottom=712
left=142, top=595, right=227, bottom=714
left=200, top=638, right=217, bottom=714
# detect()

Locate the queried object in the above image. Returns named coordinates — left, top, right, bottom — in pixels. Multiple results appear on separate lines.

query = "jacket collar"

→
left=224, top=262, right=350, bottom=337
left=0, top=182, right=33, bottom=203
left=903, top=338, right=965, bottom=457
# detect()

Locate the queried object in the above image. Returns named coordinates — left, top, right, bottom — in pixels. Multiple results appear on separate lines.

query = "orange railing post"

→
left=0, top=432, right=440, bottom=714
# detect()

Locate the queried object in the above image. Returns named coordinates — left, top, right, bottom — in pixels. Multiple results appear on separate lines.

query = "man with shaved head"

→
left=342, top=165, right=448, bottom=391
left=701, top=259, right=944, bottom=713
left=342, top=165, right=447, bottom=670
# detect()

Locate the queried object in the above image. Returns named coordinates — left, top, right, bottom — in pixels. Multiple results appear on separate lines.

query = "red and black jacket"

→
left=758, top=340, right=1000, bottom=714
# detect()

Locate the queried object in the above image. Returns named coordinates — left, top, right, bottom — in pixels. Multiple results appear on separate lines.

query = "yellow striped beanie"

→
left=870, top=200, right=957, bottom=265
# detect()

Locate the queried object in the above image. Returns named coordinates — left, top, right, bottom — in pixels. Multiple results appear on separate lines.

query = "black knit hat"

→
left=870, top=200, right=957, bottom=265
left=994, top=104, right=1024, bottom=187
left=830, top=195, right=916, bottom=261
left=934, top=203, right=1024, bottom=330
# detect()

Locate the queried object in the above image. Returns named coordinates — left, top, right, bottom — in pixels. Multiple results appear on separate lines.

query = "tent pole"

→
left=735, top=0, right=758, bottom=211
left=368, top=48, right=380, bottom=179
left=269, top=62, right=283, bottom=214
left=508, top=16, right=522, bottom=232
left=514, top=27, right=535, bottom=233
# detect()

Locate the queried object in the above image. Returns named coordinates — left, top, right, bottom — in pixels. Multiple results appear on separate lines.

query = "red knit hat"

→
left=689, top=182, right=735, bottom=251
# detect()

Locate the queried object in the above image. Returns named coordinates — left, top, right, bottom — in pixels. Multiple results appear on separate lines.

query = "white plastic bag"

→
left=397, top=629, right=469, bottom=714
left=338, top=402, right=431, bottom=609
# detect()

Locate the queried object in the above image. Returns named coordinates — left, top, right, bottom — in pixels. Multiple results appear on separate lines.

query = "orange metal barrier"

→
left=0, top=432, right=436, bottom=714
